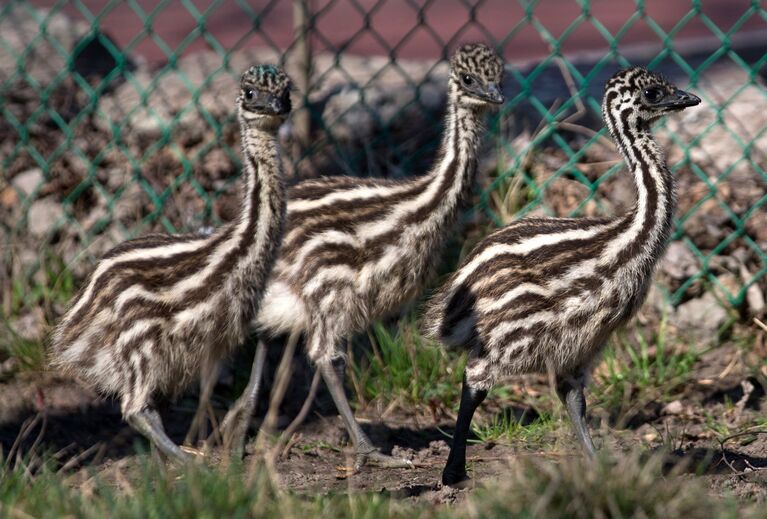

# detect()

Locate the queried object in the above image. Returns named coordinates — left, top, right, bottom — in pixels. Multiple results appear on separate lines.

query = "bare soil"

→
left=2, top=338, right=767, bottom=505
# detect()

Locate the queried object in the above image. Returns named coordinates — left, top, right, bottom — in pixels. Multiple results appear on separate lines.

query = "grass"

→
left=0, top=331, right=45, bottom=373
left=6, top=251, right=74, bottom=319
left=471, top=409, right=558, bottom=446
left=349, top=320, right=465, bottom=409
left=296, top=440, right=342, bottom=454
left=346, top=312, right=701, bottom=447
left=1, top=250, right=74, bottom=374
left=0, top=459, right=420, bottom=519
left=0, top=452, right=751, bottom=519
left=591, top=314, right=699, bottom=418
left=0, top=256, right=761, bottom=516
left=0, top=319, right=47, bottom=375
left=468, top=452, right=747, bottom=519
left=702, top=411, right=767, bottom=441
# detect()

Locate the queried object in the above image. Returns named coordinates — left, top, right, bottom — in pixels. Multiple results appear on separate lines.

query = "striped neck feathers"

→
left=422, top=80, right=485, bottom=205
left=238, top=124, right=284, bottom=228
left=606, top=104, right=675, bottom=262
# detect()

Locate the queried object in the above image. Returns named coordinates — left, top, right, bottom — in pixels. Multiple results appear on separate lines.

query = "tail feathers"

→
left=420, top=291, right=446, bottom=342
left=48, top=320, right=90, bottom=374
left=47, top=326, right=67, bottom=369
left=421, top=283, right=478, bottom=350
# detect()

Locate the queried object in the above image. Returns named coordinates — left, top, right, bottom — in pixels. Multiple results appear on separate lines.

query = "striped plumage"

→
left=49, top=64, right=292, bottom=462
left=424, top=67, right=701, bottom=485
left=219, top=43, right=505, bottom=467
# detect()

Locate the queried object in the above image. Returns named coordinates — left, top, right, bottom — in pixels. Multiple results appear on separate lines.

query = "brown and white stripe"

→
left=423, top=66, right=701, bottom=485
left=222, top=43, right=505, bottom=467
left=255, top=44, right=504, bottom=364
left=425, top=67, right=699, bottom=388
left=49, top=65, right=292, bottom=460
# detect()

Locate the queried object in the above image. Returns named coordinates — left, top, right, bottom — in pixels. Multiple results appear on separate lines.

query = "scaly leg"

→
left=555, top=374, right=596, bottom=458
left=442, top=375, right=488, bottom=486
left=185, top=361, right=221, bottom=447
left=319, top=358, right=413, bottom=471
left=219, top=338, right=268, bottom=458
left=254, top=327, right=302, bottom=449
left=127, top=407, right=190, bottom=463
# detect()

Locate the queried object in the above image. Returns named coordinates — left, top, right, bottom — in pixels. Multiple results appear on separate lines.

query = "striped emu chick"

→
left=50, top=65, right=292, bottom=462
left=219, top=44, right=505, bottom=467
left=423, top=67, right=700, bottom=485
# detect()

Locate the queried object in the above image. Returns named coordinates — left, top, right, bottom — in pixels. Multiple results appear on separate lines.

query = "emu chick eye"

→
left=643, top=88, right=663, bottom=103
left=462, top=74, right=474, bottom=86
left=245, top=89, right=255, bottom=100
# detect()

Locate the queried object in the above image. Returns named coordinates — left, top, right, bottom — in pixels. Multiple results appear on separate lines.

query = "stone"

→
left=662, top=400, right=684, bottom=415
left=11, top=310, right=45, bottom=341
left=79, top=205, right=109, bottom=233
left=660, top=241, right=698, bottom=280
left=0, top=357, right=20, bottom=379
left=672, top=291, right=727, bottom=344
left=745, top=211, right=767, bottom=245
left=682, top=199, right=729, bottom=250
left=0, top=6, right=89, bottom=87
left=713, top=273, right=740, bottom=305
left=322, top=86, right=378, bottom=142
left=0, top=187, right=19, bottom=208
left=199, top=148, right=234, bottom=181
left=541, top=176, right=591, bottom=217
left=111, top=183, right=145, bottom=223
left=11, top=168, right=43, bottom=198
left=740, top=264, right=766, bottom=317
left=27, top=198, right=64, bottom=237
left=96, top=48, right=276, bottom=143
left=97, top=47, right=444, bottom=150
left=642, top=283, right=673, bottom=317
left=600, top=173, right=635, bottom=213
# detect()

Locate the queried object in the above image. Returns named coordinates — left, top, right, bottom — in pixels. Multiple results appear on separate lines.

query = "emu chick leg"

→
left=185, top=361, right=221, bottom=447
left=556, top=374, right=596, bottom=458
left=220, top=339, right=268, bottom=458
left=319, top=358, right=413, bottom=470
left=442, top=376, right=487, bottom=486
left=127, top=408, right=190, bottom=463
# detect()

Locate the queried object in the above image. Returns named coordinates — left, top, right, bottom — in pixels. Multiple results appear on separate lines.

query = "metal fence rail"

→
left=1, top=0, right=766, bottom=327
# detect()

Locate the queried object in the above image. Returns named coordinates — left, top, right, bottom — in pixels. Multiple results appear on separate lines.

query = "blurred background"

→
left=1, top=0, right=766, bottom=361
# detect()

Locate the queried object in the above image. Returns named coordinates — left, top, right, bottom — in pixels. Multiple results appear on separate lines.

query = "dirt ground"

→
left=2, top=338, right=767, bottom=506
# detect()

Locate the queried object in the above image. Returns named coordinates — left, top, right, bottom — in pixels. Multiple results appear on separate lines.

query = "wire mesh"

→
left=1, top=0, right=766, bottom=323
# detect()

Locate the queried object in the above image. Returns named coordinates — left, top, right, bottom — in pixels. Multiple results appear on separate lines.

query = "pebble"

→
left=11, top=168, right=43, bottom=198
left=672, top=291, right=727, bottom=343
left=662, top=400, right=684, bottom=415
left=27, top=198, right=64, bottom=237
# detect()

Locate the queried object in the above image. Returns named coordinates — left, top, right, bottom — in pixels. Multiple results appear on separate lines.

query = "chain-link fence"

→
left=1, top=1, right=766, bottom=339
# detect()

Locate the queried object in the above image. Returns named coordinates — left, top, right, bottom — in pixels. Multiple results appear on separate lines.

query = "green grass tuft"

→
left=350, top=320, right=465, bottom=408
left=0, top=452, right=751, bottom=518
left=1, top=250, right=75, bottom=373
left=471, top=409, right=558, bottom=446
left=0, top=460, right=427, bottom=519
left=0, top=313, right=47, bottom=374
left=468, top=452, right=746, bottom=519
left=9, top=251, right=75, bottom=318
left=1, top=334, right=46, bottom=373
left=592, top=315, right=698, bottom=416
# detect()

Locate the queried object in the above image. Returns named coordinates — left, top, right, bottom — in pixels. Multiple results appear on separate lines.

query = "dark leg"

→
left=555, top=374, right=596, bottom=458
left=127, top=407, right=189, bottom=463
left=219, top=338, right=268, bottom=458
left=319, top=358, right=413, bottom=470
left=442, top=376, right=487, bottom=486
